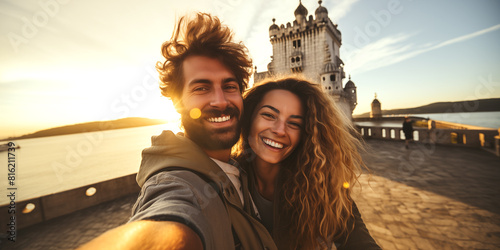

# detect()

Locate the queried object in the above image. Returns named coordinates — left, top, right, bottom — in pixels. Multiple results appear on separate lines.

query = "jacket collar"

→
left=137, top=130, right=244, bottom=209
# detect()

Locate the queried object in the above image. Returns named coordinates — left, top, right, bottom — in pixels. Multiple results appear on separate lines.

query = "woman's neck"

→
left=253, top=157, right=281, bottom=201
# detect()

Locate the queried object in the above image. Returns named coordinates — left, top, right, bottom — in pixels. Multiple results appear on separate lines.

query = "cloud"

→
left=429, top=24, right=500, bottom=51
left=342, top=33, right=415, bottom=73
left=343, top=24, right=500, bottom=74
left=329, top=0, right=360, bottom=22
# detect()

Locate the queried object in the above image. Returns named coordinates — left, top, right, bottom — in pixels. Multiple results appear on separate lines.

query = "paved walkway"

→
left=352, top=140, right=500, bottom=249
left=1, top=140, right=499, bottom=249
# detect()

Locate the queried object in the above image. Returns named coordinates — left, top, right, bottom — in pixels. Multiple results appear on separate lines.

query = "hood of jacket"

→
left=136, top=130, right=229, bottom=188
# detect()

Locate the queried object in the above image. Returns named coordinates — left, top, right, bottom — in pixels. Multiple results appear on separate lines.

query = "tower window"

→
left=296, top=57, right=300, bottom=62
left=293, top=39, right=301, bottom=48
left=322, top=77, right=325, bottom=81
left=330, top=74, right=335, bottom=81
left=291, top=58, right=295, bottom=63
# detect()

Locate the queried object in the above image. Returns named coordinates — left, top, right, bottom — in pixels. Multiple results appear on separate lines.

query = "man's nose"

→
left=209, top=87, right=229, bottom=110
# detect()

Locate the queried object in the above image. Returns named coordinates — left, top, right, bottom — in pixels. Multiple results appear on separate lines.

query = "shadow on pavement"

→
left=361, top=139, right=500, bottom=215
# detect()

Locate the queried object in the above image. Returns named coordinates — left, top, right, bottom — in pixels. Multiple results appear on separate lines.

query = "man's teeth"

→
left=263, top=138, right=283, bottom=149
left=207, top=116, right=230, bottom=123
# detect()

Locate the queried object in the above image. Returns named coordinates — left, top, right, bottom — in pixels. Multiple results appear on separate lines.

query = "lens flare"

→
left=86, top=187, right=97, bottom=196
left=190, top=108, right=201, bottom=119
left=22, top=203, right=36, bottom=214
left=343, top=182, right=350, bottom=189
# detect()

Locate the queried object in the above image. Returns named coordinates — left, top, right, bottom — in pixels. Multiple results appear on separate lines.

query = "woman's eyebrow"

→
left=260, top=105, right=279, bottom=113
left=260, top=105, right=304, bottom=119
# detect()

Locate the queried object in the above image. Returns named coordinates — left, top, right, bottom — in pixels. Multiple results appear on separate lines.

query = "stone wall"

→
left=0, top=174, right=140, bottom=232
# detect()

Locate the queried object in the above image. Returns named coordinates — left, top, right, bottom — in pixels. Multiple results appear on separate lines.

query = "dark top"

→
left=336, top=202, right=382, bottom=250
left=250, top=182, right=274, bottom=233
left=402, top=120, right=414, bottom=137
left=247, top=167, right=381, bottom=249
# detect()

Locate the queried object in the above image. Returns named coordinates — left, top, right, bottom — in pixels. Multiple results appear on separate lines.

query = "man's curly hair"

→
left=156, top=12, right=253, bottom=105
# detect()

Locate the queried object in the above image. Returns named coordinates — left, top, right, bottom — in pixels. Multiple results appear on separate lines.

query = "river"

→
left=1, top=123, right=180, bottom=205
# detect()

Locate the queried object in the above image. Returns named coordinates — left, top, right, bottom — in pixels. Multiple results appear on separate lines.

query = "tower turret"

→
left=320, top=43, right=337, bottom=94
left=269, top=18, right=279, bottom=38
left=294, top=1, right=308, bottom=25
left=370, top=93, right=382, bottom=119
left=344, top=75, right=357, bottom=113
left=315, top=0, right=328, bottom=21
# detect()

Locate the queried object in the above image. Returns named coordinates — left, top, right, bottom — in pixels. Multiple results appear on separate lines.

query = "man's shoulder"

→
left=137, top=130, right=222, bottom=187
left=144, top=168, right=221, bottom=190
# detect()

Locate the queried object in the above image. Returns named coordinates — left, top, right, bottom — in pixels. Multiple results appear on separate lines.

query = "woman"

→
left=236, top=78, right=380, bottom=249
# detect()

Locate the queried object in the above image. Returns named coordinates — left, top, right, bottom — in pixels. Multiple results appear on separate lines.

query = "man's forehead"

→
left=182, top=55, right=234, bottom=75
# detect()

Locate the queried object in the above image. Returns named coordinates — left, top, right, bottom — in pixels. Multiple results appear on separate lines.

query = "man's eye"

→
left=193, top=87, right=208, bottom=92
left=224, top=85, right=239, bottom=91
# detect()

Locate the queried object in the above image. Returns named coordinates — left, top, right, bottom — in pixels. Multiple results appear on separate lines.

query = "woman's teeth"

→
left=263, top=138, right=283, bottom=149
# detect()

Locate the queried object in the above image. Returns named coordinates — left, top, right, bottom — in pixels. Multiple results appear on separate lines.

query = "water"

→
left=0, top=123, right=181, bottom=205
left=409, top=111, right=500, bottom=129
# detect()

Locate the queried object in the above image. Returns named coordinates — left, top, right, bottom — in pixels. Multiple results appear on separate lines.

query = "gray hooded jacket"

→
left=130, top=130, right=276, bottom=250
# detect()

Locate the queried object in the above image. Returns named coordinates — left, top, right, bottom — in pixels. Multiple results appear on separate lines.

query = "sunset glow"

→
left=1, top=0, right=499, bottom=138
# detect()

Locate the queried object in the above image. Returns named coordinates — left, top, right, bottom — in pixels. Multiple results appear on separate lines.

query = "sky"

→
left=1, top=0, right=499, bottom=138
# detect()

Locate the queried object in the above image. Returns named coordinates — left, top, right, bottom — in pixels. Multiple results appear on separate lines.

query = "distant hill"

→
left=354, top=98, right=500, bottom=118
left=3, top=117, right=167, bottom=141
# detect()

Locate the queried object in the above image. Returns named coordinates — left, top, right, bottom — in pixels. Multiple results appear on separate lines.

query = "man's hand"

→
left=77, top=220, right=203, bottom=250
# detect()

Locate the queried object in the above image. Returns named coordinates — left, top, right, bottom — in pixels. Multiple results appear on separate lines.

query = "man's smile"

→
left=207, top=115, right=231, bottom=123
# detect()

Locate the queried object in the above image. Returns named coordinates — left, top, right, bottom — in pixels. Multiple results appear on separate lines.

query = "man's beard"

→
left=181, top=106, right=241, bottom=151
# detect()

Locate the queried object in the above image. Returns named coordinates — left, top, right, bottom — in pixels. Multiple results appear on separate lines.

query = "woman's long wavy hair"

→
left=236, top=77, right=366, bottom=249
left=156, top=12, right=252, bottom=105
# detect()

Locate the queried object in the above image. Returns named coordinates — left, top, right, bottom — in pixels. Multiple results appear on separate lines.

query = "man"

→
left=79, top=13, right=276, bottom=250
left=402, top=116, right=414, bottom=149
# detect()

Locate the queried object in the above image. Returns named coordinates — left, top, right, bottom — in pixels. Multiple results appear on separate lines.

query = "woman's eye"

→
left=261, top=112, right=275, bottom=119
left=288, top=122, right=302, bottom=129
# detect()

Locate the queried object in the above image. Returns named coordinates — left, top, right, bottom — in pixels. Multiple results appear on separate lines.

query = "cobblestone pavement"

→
left=0, top=194, right=138, bottom=250
left=1, top=140, right=499, bottom=249
left=353, top=140, right=500, bottom=249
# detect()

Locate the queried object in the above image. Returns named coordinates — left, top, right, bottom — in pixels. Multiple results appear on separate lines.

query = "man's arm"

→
left=77, top=220, right=203, bottom=250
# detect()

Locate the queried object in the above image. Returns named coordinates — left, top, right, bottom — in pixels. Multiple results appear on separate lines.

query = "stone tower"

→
left=370, top=93, right=382, bottom=119
left=254, top=0, right=357, bottom=117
